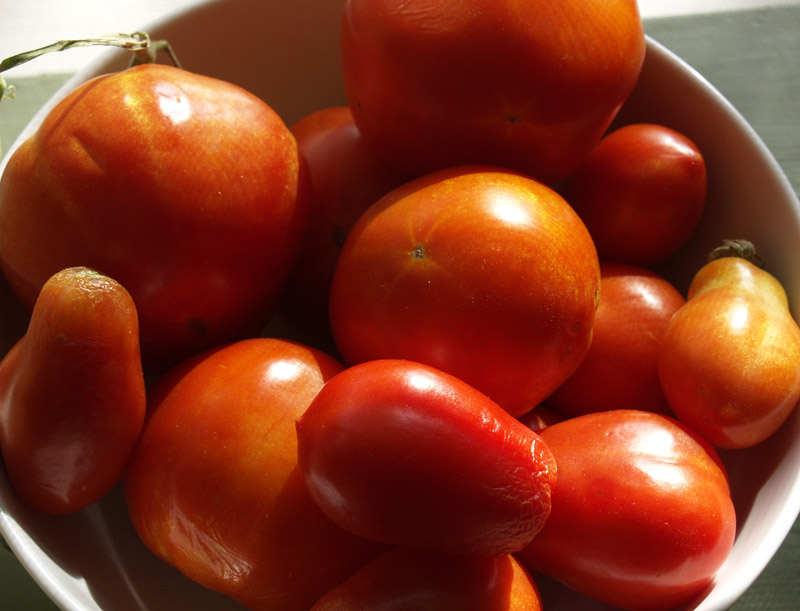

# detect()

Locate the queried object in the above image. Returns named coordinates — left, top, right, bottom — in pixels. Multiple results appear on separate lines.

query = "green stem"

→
left=707, top=239, right=764, bottom=268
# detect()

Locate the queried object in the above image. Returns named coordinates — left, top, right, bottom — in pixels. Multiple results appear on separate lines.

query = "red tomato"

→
left=124, top=338, right=387, bottom=611
left=0, top=267, right=145, bottom=514
left=340, top=0, right=645, bottom=182
left=312, top=546, right=543, bottom=610
left=295, top=359, right=557, bottom=556
left=0, top=64, right=308, bottom=371
left=278, top=106, right=410, bottom=345
left=516, top=410, right=736, bottom=611
left=658, top=246, right=800, bottom=448
left=329, top=166, right=600, bottom=417
left=559, top=123, right=707, bottom=266
left=546, top=262, right=685, bottom=417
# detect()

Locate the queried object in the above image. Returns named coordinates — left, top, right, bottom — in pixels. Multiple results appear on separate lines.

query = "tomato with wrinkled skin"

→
left=559, top=123, right=707, bottom=266
left=340, top=0, right=645, bottom=183
left=124, top=338, right=387, bottom=611
left=0, top=267, right=145, bottom=515
left=0, top=63, right=308, bottom=371
left=279, top=106, right=410, bottom=345
left=547, top=262, right=685, bottom=417
left=329, top=165, right=600, bottom=417
left=516, top=410, right=736, bottom=611
left=312, top=546, right=543, bottom=611
left=295, top=359, right=557, bottom=556
left=658, top=248, right=800, bottom=448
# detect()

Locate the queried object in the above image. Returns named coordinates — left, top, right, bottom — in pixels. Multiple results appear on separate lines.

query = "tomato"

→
left=546, top=262, right=685, bottom=417
left=124, top=338, right=387, bottom=611
left=0, top=267, right=145, bottom=514
left=295, top=359, right=557, bottom=556
left=0, top=64, right=308, bottom=371
left=559, top=123, right=707, bottom=266
left=311, top=546, right=543, bottom=610
left=340, top=0, right=645, bottom=182
left=658, top=244, right=800, bottom=448
left=516, top=410, right=736, bottom=611
left=518, top=404, right=564, bottom=433
left=329, top=166, right=600, bottom=417
left=278, top=106, right=410, bottom=346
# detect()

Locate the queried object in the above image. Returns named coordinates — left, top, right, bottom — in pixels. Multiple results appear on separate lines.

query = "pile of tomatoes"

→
left=1, top=1, right=799, bottom=610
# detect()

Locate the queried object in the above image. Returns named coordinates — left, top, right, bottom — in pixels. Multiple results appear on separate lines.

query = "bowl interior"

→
left=2, top=1, right=800, bottom=610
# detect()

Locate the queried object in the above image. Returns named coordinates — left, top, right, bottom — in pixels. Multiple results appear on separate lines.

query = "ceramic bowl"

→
left=2, top=1, right=800, bottom=609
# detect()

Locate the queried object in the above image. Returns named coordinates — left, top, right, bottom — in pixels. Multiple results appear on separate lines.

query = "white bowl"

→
left=2, top=1, right=799, bottom=609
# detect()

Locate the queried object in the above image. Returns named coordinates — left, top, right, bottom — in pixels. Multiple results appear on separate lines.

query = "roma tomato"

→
left=516, top=410, right=736, bottom=611
left=124, top=338, right=386, bottom=611
left=340, top=0, right=645, bottom=182
left=279, top=106, right=409, bottom=344
left=658, top=243, right=800, bottom=448
left=312, top=546, right=542, bottom=611
left=0, top=267, right=145, bottom=514
left=559, top=123, right=707, bottom=266
left=295, top=359, right=557, bottom=556
left=547, top=262, right=685, bottom=417
left=0, top=63, right=308, bottom=371
left=329, top=166, right=600, bottom=417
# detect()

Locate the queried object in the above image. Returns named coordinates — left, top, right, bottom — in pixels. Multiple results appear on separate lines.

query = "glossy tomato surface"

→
left=0, top=64, right=308, bottom=370
left=296, top=359, right=557, bottom=556
left=517, top=410, right=736, bottom=611
left=329, top=166, right=600, bottom=417
left=124, top=338, right=386, bottom=611
left=341, top=0, right=645, bottom=182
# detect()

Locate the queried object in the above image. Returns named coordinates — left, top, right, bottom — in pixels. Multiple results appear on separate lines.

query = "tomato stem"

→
left=707, top=239, right=764, bottom=268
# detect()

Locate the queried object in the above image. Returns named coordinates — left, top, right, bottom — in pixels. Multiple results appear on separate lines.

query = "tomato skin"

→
left=0, top=267, right=145, bottom=514
left=0, top=64, right=308, bottom=371
left=312, top=546, right=543, bottom=611
left=329, top=166, right=600, bottom=417
left=516, top=410, right=736, bottom=611
left=560, top=123, right=707, bottom=266
left=295, top=359, right=557, bottom=556
left=340, top=0, right=645, bottom=182
left=124, top=338, right=387, bottom=611
left=279, top=106, right=410, bottom=345
left=658, top=254, right=800, bottom=448
left=546, top=262, right=685, bottom=417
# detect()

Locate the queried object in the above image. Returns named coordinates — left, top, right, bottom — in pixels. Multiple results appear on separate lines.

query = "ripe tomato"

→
left=658, top=245, right=800, bottom=448
left=0, top=64, right=308, bottom=371
left=559, top=123, right=707, bottom=266
left=124, top=338, right=387, bottom=611
left=278, top=106, right=410, bottom=345
left=329, top=166, right=600, bottom=417
left=546, top=262, right=685, bottom=417
left=312, top=546, right=543, bottom=610
left=516, top=410, right=736, bottom=611
left=340, top=0, right=645, bottom=182
left=0, top=267, right=145, bottom=514
left=295, top=359, right=557, bottom=556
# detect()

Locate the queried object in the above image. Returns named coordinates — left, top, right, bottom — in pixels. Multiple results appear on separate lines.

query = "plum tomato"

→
left=295, top=359, right=557, bottom=556
left=559, top=123, right=707, bottom=266
left=0, top=64, right=308, bottom=371
left=516, top=410, right=736, bottom=611
left=340, top=0, right=645, bottom=182
left=329, top=165, right=600, bottom=417
left=124, top=338, right=387, bottom=611
left=311, top=546, right=543, bottom=611
left=658, top=243, right=800, bottom=448
left=546, top=262, right=685, bottom=417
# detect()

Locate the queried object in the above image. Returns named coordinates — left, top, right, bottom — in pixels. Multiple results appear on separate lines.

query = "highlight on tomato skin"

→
left=295, top=358, right=558, bottom=557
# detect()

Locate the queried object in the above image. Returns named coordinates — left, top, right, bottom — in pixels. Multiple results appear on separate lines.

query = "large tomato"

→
left=516, top=410, right=736, bottom=611
left=0, top=64, right=308, bottom=370
left=340, top=0, right=645, bottom=182
left=296, top=359, right=557, bottom=556
left=546, top=262, right=685, bottom=417
left=124, top=338, right=387, bottom=611
left=329, top=166, right=600, bottom=417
